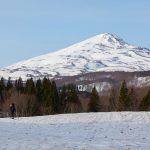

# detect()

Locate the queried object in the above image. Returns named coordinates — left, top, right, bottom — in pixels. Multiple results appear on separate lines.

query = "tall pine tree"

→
left=118, top=80, right=130, bottom=111
left=35, top=78, right=43, bottom=102
left=25, top=78, right=35, bottom=94
left=0, top=77, right=5, bottom=102
left=42, top=77, right=53, bottom=114
left=6, top=77, right=13, bottom=91
left=15, top=77, right=24, bottom=94
left=50, top=80, right=60, bottom=113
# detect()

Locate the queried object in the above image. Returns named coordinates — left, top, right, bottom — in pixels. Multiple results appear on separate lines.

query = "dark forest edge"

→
left=0, top=77, right=150, bottom=117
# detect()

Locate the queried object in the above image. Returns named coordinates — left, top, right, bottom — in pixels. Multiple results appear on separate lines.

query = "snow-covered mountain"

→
left=1, top=33, right=150, bottom=80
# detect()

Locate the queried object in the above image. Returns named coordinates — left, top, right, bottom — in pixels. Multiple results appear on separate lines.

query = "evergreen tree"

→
left=42, top=77, right=53, bottom=114
left=42, top=77, right=51, bottom=102
left=35, top=78, right=43, bottom=102
left=88, top=86, right=101, bottom=112
left=139, top=89, right=150, bottom=111
left=50, top=80, right=60, bottom=113
left=0, top=77, right=5, bottom=102
left=15, top=77, right=24, bottom=94
left=25, top=78, right=35, bottom=94
left=118, top=80, right=130, bottom=111
left=0, top=77, right=5, bottom=90
left=6, top=77, right=13, bottom=91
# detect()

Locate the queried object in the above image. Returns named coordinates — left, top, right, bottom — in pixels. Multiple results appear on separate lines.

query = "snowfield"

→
left=0, top=112, right=150, bottom=150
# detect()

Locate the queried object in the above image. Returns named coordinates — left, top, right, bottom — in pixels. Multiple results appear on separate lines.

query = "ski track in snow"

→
left=0, top=112, right=150, bottom=150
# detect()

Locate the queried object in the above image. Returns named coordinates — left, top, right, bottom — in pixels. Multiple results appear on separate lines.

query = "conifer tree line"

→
left=0, top=77, right=150, bottom=117
left=0, top=77, right=82, bottom=116
left=87, top=80, right=150, bottom=112
left=108, top=80, right=150, bottom=111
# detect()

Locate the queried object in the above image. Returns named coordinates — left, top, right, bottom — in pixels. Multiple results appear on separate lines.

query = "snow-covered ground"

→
left=0, top=112, right=150, bottom=150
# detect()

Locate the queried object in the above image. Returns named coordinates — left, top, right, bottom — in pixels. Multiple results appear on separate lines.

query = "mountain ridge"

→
left=0, top=33, right=150, bottom=80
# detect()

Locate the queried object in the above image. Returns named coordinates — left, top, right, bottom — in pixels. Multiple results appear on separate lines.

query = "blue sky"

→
left=0, top=0, right=150, bottom=68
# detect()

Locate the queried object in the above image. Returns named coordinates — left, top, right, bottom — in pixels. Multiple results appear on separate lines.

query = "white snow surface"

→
left=1, top=33, right=150, bottom=80
left=0, top=112, right=150, bottom=150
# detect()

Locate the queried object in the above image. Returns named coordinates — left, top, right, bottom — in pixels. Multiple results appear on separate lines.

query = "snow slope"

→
left=0, top=33, right=150, bottom=80
left=0, top=112, right=150, bottom=150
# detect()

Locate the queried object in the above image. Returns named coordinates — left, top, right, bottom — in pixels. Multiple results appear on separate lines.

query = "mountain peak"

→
left=91, top=33, right=127, bottom=48
left=98, top=33, right=122, bottom=41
